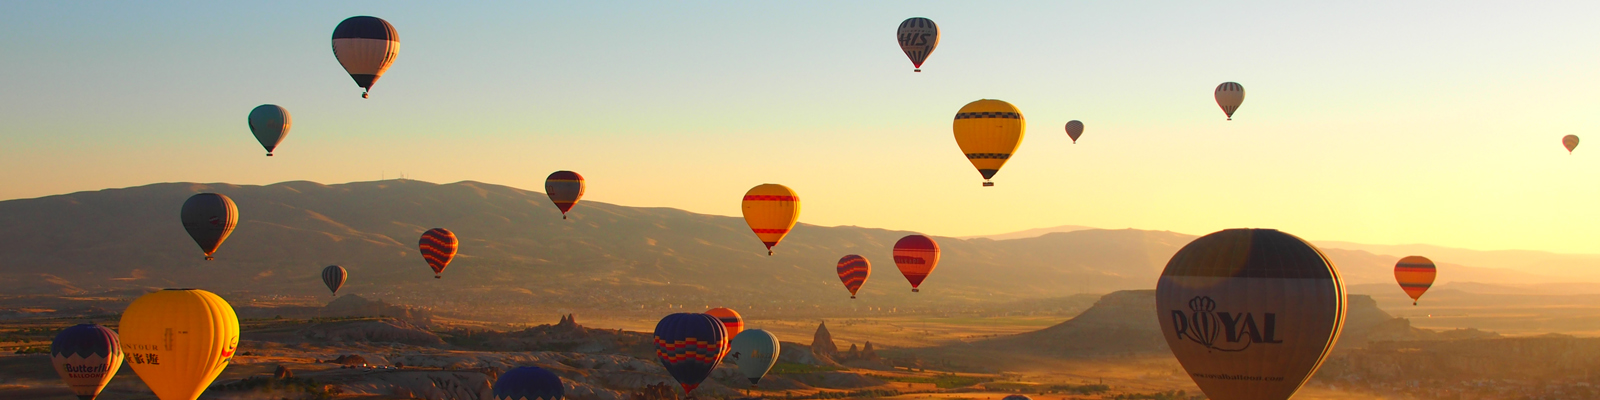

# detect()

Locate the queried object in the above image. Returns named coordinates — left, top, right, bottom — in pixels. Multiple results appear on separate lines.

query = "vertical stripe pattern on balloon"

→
left=419, top=228, right=458, bottom=278
left=180, top=193, right=238, bottom=260
left=322, top=265, right=347, bottom=295
left=1214, top=82, right=1245, bottom=120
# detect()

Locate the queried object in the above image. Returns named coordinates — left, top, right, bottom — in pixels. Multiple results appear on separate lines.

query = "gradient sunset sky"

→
left=2, top=2, right=1597, bottom=253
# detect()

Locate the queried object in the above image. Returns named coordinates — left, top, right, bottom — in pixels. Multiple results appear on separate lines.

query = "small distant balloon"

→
left=893, top=235, right=941, bottom=292
left=52, top=324, right=123, bottom=400
left=332, top=16, right=399, bottom=98
left=492, top=366, right=565, bottom=400
left=1215, top=82, right=1245, bottom=120
left=1563, top=135, right=1579, bottom=154
left=1394, top=256, right=1437, bottom=306
left=836, top=255, right=871, bottom=299
left=896, top=18, right=939, bottom=72
left=322, top=265, right=347, bottom=296
left=419, top=228, right=458, bottom=278
left=247, top=105, right=290, bottom=156
left=545, top=171, right=586, bottom=219
left=1065, top=120, right=1084, bottom=144
left=180, top=193, right=238, bottom=261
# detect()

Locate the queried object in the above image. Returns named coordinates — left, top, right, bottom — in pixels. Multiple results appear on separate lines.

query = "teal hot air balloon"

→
left=727, top=329, right=779, bottom=386
left=247, top=105, right=291, bottom=156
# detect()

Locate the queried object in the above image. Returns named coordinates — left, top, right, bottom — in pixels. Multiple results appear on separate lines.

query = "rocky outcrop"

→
left=812, top=320, right=838, bottom=357
left=324, top=295, right=435, bottom=327
left=299, top=318, right=446, bottom=346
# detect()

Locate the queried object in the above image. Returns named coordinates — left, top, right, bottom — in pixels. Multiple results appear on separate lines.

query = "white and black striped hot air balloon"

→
left=1156, top=228, right=1346, bottom=400
left=1215, top=82, right=1245, bottom=120
left=332, top=16, right=399, bottom=98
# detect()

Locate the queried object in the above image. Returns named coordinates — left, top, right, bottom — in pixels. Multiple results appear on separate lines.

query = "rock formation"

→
left=811, top=320, right=838, bottom=357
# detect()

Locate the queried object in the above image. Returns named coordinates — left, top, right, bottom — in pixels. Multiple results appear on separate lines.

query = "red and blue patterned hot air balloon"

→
left=493, top=366, right=565, bottom=400
left=836, top=255, right=871, bottom=299
left=419, top=228, right=458, bottom=279
left=51, top=324, right=124, bottom=400
left=545, top=171, right=585, bottom=220
left=653, top=313, right=728, bottom=395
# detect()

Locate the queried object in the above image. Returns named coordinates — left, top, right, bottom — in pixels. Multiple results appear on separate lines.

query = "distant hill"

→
left=1312, top=240, right=1600, bottom=280
left=0, top=180, right=1573, bottom=316
left=957, top=225, right=1100, bottom=241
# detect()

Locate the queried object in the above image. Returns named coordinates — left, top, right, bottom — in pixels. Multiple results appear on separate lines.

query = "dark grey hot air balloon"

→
left=322, top=265, right=347, bottom=296
left=1156, top=229, right=1345, bottom=400
left=896, top=18, right=939, bottom=72
left=1215, top=82, right=1245, bottom=120
left=248, top=105, right=291, bottom=156
left=1065, top=120, right=1084, bottom=144
left=180, top=193, right=238, bottom=260
left=332, top=16, right=399, bottom=98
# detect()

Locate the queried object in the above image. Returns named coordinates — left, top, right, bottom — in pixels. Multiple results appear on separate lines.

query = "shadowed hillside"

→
left=0, top=180, right=1568, bottom=321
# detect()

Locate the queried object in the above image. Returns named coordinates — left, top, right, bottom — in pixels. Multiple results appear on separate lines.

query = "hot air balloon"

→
left=247, top=105, right=291, bottom=156
left=120, top=289, right=240, bottom=400
left=1065, top=120, right=1084, bottom=144
left=893, top=235, right=940, bottom=292
left=705, top=307, right=744, bottom=344
left=953, top=99, right=1026, bottom=186
left=653, top=313, right=727, bottom=395
left=728, top=329, right=779, bottom=386
left=741, top=184, right=800, bottom=255
left=1394, top=256, right=1436, bottom=306
left=1564, top=135, right=1580, bottom=154
left=837, top=255, right=870, bottom=299
left=1001, top=396, right=1033, bottom=400
left=51, top=324, right=123, bottom=400
left=492, top=366, right=565, bottom=400
left=419, top=228, right=458, bottom=279
left=1156, top=229, right=1345, bottom=400
left=180, top=193, right=237, bottom=261
left=1215, top=82, right=1245, bottom=120
left=545, top=171, right=586, bottom=219
left=332, top=16, right=399, bottom=98
left=322, top=265, right=347, bottom=296
left=897, top=18, right=939, bottom=72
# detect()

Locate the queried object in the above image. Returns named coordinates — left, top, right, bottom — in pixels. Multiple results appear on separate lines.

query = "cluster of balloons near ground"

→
left=47, top=15, right=1481, bottom=400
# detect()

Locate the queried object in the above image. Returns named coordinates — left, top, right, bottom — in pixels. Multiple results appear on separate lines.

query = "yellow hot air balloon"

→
left=119, top=289, right=240, bottom=400
left=953, top=99, right=1026, bottom=186
left=741, top=184, right=800, bottom=255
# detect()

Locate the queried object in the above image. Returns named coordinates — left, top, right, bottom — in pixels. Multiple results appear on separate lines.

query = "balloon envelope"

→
left=322, top=265, right=347, bottom=295
left=705, top=307, right=744, bottom=345
left=1065, top=120, right=1084, bottom=144
left=741, top=184, right=800, bottom=255
left=493, top=366, right=565, bottom=400
left=332, top=16, right=399, bottom=98
left=893, top=235, right=941, bottom=292
left=1564, top=135, right=1580, bottom=153
left=896, top=18, right=939, bottom=72
left=728, top=329, right=780, bottom=385
left=52, top=323, right=123, bottom=400
left=419, top=228, right=458, bottom=278
left=1215, top=82, right=1245, bottom=120
left=247, top=105, right=290, bottom=156
left=180, top=193, right=237, bottom=260
left=1394, top=256, right=1436, bottom=305
left=545, top=171, right=586, bottom=219
left=953, top=99, right=1026, bottom=186
left=836, top=255, right=871, bottom=298
left=653, top=313, right=727, bottom=395
left=1156, top=229, right=1345, bottom=400
left=1001, top=396, right=1033, bottom=400
left=119, top=289, right=239, bottom=400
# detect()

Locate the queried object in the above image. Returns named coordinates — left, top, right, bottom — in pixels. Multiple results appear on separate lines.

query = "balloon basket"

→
left=982, top=182, right=994, bottom=187
left=204, top=256, right=214, bottom=261
left=850, top=296, right=856, bottom=299
left=434, top=275, right=441, bottom=279
left=914, top=69, right=921, bottom=72
left=266, top=153, right=274, bottom=157
left=912, top=288, right=919, bottom=293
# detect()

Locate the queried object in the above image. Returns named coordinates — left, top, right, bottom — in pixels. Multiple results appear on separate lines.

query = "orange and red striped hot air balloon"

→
left=419, top=228, right=458, bottom=279
left=741, top=184, right=800, bottom=256
left=545, top=171, right=585, bottom=219
left=1394, top=256, right=1437, bottom=305
left=837, top=255, right=870, bottom=299
left=704, top=307, right=743, bottom=356
left=893, top=235, right=940, bottom=292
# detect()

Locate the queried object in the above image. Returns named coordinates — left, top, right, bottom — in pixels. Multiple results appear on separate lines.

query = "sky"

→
left=1, top=1, right=1598, bottom=254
